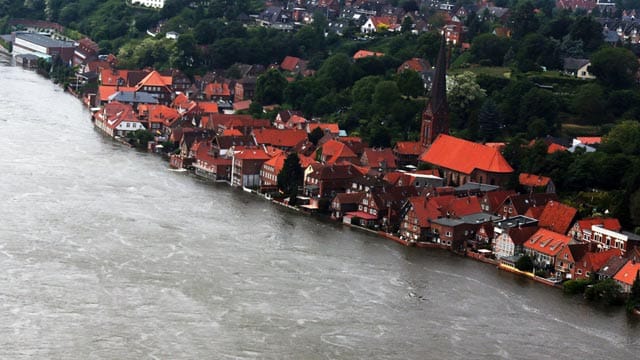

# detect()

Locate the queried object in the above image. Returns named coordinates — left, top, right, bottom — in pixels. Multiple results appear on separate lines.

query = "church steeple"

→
left=420, top=36, right=449, bottom=148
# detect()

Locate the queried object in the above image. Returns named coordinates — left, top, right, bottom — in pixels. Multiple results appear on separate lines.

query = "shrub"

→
left=563, top=279, right=591, bottom=294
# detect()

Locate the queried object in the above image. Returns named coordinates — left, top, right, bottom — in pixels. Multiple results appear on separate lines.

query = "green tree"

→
left=601, top=120, right=640, bottom=156
left=627, top=271, right=640, bottom=313
left=317, top=53, right=354, bottom=90
left=516, top=255, right=534, bottom=272
left=470, top=34, right=510, bottom=66
left=585, top=279, right=625, bottom=306
left=571, top=83, right=607, bottom=125
left=396, top=70, right=424, bottom=98
left=446, top=71, right=486, bottom=129
left=277, top=153, right=304, bottom=205
left=518, top=88, right=559, bottom=135
left=569, top=16, right=603, bottom=52
left=510, top=1, right=540, bottom=39
left=478, top=98, right=501, bottom=141
left=255, top=69, right=288, bottom=105
left=590, top=47, right=640, bottom=88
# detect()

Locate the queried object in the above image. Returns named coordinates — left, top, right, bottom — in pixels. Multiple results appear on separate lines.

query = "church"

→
left=418, top=38, right=514, bottom=187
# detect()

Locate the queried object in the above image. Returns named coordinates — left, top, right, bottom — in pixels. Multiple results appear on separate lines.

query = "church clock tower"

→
left=420, top=37, right=449, bottom=148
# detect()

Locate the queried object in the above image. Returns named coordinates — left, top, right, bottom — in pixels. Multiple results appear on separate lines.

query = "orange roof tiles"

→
left=308, top=123, right=340, bottom=134
left=146, top=105, right=181, bottom=127
left=576, top=136, right=601, bottom=145
left=547, top=143, right=567, bottom=154
left=204, top=82, right=231, bottom=98
left=519, top=173, right=552, bottom=187
left=577, top=217, right=622, bottom=232
left=394, top=141, right=423, bottom=156
left=100, top=69, right=129, bottom=86
left=252, top=128, right=308, bottom=148
left=280, top=56, right=302, bottom=72
left=233, top=100, right=252, bottom=112
left=136, top=70, right=172, bottom=90
left=397, top=58, right=430, bottom=74
left=613, top=260, right=640, bottom=286
left=537, top=201, right=577, bottom=234
left=583, top=248, right=623, bottom=273
left=197, top=102, right=219, bottom=115
left=234, top=148, right=271, bottom=160
left=320, top=139, right=358, bottom=164
left=419, top=134, right=514, bottom=175
left=524, top=228, right=572, bottom=257
left=353, top=50, right=385, bottom=60
left=362, top=148, right=397, bottom=168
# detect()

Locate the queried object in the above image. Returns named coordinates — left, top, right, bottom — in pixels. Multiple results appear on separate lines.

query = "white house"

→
left=131, top=0, right=165, bottom=8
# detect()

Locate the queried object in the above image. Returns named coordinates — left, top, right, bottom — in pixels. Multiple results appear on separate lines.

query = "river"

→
left=0, top=59, right=638, bottom=359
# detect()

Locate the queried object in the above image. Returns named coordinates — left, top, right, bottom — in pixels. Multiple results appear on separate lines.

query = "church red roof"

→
left=419, top=134, right=514, bottom=175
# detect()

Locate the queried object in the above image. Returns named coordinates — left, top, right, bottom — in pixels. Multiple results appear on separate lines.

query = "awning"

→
left=346, top=211, right=378, bottom=220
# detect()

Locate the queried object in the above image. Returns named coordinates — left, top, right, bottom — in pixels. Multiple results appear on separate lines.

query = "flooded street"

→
left=0, top=61, right=638, bottom=359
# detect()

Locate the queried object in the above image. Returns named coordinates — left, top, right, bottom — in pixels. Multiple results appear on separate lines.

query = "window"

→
left=445, top=231, right=452, bottom=237
left=577, top=269, right=582, bottom=275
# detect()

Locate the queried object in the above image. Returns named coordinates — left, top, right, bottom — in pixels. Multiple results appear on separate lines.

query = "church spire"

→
left=420, top=36, right=449, bottom=148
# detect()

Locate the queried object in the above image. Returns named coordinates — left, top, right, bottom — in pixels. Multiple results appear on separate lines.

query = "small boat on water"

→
left=167, top=168, right=188, bottom=173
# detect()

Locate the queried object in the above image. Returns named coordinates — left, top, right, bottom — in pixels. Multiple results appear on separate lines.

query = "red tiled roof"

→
left=289, top=115, right=307, bottom=125
left=613, top=260, right=640, bottom=286
left=524, top=228, right=572, bottom=257
left=233, top=100, right=252, bottom=111
left=234, top=148, right=271, bottom=160
left=353, top=50, right=385, bottom=60
left=346, top=211, right=378, bottom=220
left=97, top=101, right=138, bottom=129
left=280, top=56, right=302, bottom=72
left=524, top=205, right=545, bottom=220
left=320, top=139, right=358, bottom=164
left=308, top=123, right=340, bottom=134
left=100, top=69, right=129, bottom=86
left=222, top=128, right=243, bottom=136
left=577, top=217, right=622, bottom=232
left=204, top=82, right=231, bottom=97
left=407, top=196, right=441, bottom=227
left=583, top=248, right=623, bottom=273
left=198, top=102, right=219, bottom=114
left=443, top=196, right=482, bottom=217
left=394, top=141, right=422, bottom=156
left=419, top=134, right=514, bottom=174
left=263, top=152, right=287, bottom=174
left=334, top=192, right=365, bottom=204
left=136, top=70, right=172, bottom=90
left=146, top=105, right=181, bottom=127
left=547, top=143, right=567, bottom=154
left=361, top=148, right=397, bottom=168
left=576, top=136, right=601, bottom=145
left=537, top=201, right=577, bottom=234
left=484, top=142, right=506, bottom=151
left=484, top=190, right=516, bottom=213
left=397, top=58, right=430, bottom=74
left=519, top=173, right=552, bottom=187
left=253, top=128, right=308, bottom=148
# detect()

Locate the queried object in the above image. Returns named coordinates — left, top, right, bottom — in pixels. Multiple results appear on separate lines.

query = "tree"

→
left=569, top=16, right=603, bottom=52
left=446, top=71, right=486, bottom=129
left=585, top=279, right=625, bottom=306
left=396, top=70, right=424, bottom=98
left=516, top=255, right=534, bottom=272
left=590, top=47, right=640, bottom=88
left=478, top=98, right=501, bottom=141
left=510, top=1, right=540, bottom=39
left=401, top=15, right=413, bottom=33
left=601, top=120, right=640, bottom=156
left=308, top=127, right=324, bottom=146
left=627, top=271, right=640, bottom=313
left=316, top=53, right=354, bottom=90
left=470, top=34, right=510, bottom=66
left=255, top=69, right=287, bottom=105
left=571, top=83, right=607, bottom=125
left=277, top=153, right=304, bottom=205
left=518, top=88, right=559, bottom=135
